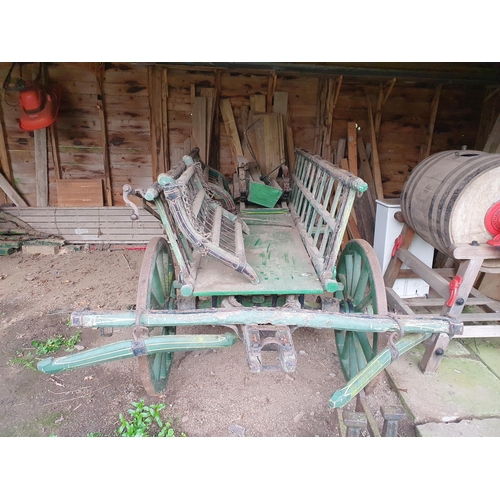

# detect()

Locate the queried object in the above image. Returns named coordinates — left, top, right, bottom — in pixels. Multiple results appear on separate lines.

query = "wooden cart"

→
left=37, top=149, right=461, bottom=409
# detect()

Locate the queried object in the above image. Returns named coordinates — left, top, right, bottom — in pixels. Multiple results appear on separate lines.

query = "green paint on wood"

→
left=247, top=180, right=283, bottom=208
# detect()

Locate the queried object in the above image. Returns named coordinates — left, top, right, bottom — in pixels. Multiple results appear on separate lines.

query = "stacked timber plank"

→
left=2, top=207, right=163, bottom=244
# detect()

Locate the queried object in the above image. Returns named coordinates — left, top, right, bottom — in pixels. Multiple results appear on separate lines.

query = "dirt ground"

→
left=0, top=246, right=414, bottom=437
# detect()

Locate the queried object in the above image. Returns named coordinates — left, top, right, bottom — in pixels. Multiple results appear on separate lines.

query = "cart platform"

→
left=194, top=210, right=323, bottom=296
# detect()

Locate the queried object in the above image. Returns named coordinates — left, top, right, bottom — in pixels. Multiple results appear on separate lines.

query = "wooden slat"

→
left=366, top=95, right=384, bottom=200
left=397, top=248, right=450, bottom=298
left=56, top=179, right=104, bottom=207
left=0, top=170, right=28, bottom=207
left=220, top=99, right=243, bottom=169
left=484, top=112, right=500, bottom=153
left=34, top=128, right=48, bottom=207
left=347, top=122, right=357, bottom=176
left=211, top=204, right=222, bottom=247
left=386, top=287, right=415, bottom=315
left=423, top=84, right=442, bottom=159
left=192, top=96, right=207, bottom=163
left=95, top=65, right=113, bottom=206
left=0, top=105, right=14, bottom=205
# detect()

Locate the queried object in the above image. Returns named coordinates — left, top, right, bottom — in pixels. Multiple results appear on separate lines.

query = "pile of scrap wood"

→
left=220, top=91, right=294, bottom=179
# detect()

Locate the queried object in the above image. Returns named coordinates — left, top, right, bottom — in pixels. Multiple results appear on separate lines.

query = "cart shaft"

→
left=37, top=333, right=238, bottom=374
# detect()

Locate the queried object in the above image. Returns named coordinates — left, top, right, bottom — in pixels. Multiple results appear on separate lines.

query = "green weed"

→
left=31, top=332, right=82, bottom=355
left=7, top=332, right=82, bottom=369
left=116, top=400, right=184, bottom=437
left=7, top=351, right=37, bottom=370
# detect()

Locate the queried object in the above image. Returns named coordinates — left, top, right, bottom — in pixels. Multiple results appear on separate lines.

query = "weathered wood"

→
left=386, top=287, right=415, bottom=315
left=484, top=112, right=500, bottom=153
left=34, top=128, right=48, bottom=207
left=383, top=224, right=415, bottom=287
left=161, top=68, right=170, bottom=171
left=192, top=96, right=207, bottom=163
left=375, top=78, right=396, bottom=138
left=347, top=122, right=357, bottom=175
left=335, top=138, right=346, bottom=165
left=0, top=170, right=28, bottom=207
left=419, top=333, right=450, bottom=373
left=0, top=105, right=13, bottom=205
left=220, top=99, right=243, bottom=170
left=95, top=64, right=113, bottom=206
left=49, top=124, right=62, bottom=180
left=356, top=138, right=376, bottom=220
left=423, top=84, right=442, bottom=159
left=266, top=72, right=277, bottom=113
left=273, top=91, right=288, bottom=120
left=56, top=179, right=104, bottom=207
left=286, top=124, right=295, bottom=172
left=366, top=94, right=384, bottom=200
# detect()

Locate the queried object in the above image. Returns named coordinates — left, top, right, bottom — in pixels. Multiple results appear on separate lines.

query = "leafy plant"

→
left=8, top=332, right=82, bottom=370
left=31, top=332, right=82, bottom=356
left=116, top=400, right=183, bottom=437
left=7, top=351, right=37, bottom=370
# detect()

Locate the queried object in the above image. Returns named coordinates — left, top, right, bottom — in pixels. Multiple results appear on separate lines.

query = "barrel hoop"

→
left=439, top=157, right=500, bottom=248
left=401, top=151, right=450, bottom=232
left=426, top=154, right=490, bottom=250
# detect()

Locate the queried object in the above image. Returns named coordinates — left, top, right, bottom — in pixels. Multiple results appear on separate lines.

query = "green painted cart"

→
left=37, top=150, right=462, bottom=409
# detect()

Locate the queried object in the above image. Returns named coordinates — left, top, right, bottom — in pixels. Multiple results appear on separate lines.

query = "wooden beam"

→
left=192, top=96, right=207, bottom=163
left=49, top=124, right=62, bottom=180
left=34, top=128, right=48, bottom=207
left=347, top=122, right=357, bottom=176
left=0, top=106, right=13, bottom=205
left=209, top=69, right=222, bottom=169
left=266, top=72, right=277, bottom=113
left=375, top=78, right=396, bottom=138
left=366, top=95, right=384, bottom=200
left=148, top=66, right=161, bottom=182
left=383, top=224, right=415, bottom=287
left=220, top=99, right=243, bottom=170
left=484, top=112, right=500, bottom=153
left=161, top=68, right=170, bottom=171
left=0, top=170, right=28, bottom=207
left=356, top=137, right=376, bottom=221
left=96, top=64, right=113, bottom=206
left=423, top=84, right=442, bottom=159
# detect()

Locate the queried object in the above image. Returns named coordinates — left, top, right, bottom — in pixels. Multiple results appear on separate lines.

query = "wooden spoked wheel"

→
left=334, top=239, right=387, bottom=382
left=136, top=237, right=176, bottom=396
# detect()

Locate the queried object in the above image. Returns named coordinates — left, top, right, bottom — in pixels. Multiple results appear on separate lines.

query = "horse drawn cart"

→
left=37, top=149, right=461, bottom=411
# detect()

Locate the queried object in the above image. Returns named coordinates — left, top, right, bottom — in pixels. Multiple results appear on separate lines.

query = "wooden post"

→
left=266, top=72, right=277, bottom=114
left=0, top=106, right=14, bottom=205
left=95, top=64, right=113, bottom=206
left=484, top=112, right=500, bottom=153
left=347, top=122, right=357, bottom=176
left=49, top=124, right=62, bottom=180
left=161, top=68, right=170, bottom=171
left=375, top=78, right=396, bottom=139
left=34, top=128, right=48, bottom=207
left=220, top=99, right=243, bottom=171
left=366, top=94, right=384, bottom=200
left=423, top=84, right=442, bottom=159
left=209, top=69, right=222, bottom=170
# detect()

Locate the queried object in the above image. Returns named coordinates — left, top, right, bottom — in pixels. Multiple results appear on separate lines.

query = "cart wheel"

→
left=334, top=239, right=387, bottom=382
left=136, top=237, right=176, bottom=397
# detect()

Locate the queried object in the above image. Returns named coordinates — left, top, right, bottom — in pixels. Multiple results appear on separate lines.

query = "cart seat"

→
left=159, top=164, right=259, bottom=285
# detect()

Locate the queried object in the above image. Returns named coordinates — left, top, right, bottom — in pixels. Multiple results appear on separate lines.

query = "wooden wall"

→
left=0, top=62, right=488, bottom=208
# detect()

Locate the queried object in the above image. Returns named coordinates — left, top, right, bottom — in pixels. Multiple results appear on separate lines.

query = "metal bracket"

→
left=242, top=324, right=296, bottom=373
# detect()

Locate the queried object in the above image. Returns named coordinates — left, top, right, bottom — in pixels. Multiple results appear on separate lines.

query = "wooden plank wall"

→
left=0, top=62, right=486, bottom=208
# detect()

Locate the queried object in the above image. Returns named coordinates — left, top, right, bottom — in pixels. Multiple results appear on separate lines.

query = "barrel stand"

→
left=384, top=224, right=500, bottom=373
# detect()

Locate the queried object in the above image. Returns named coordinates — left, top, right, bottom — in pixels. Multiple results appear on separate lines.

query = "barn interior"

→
left=1, top=59, right=500, bottom=438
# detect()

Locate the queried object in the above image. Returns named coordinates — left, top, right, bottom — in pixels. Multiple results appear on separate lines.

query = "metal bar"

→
left=71, top=308, right=461, bottom=335
left=37, top=333, right=239, bottom=374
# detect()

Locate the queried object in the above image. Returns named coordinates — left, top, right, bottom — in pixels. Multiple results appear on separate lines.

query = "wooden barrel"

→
left=401, top=150, right=500, bottom=268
